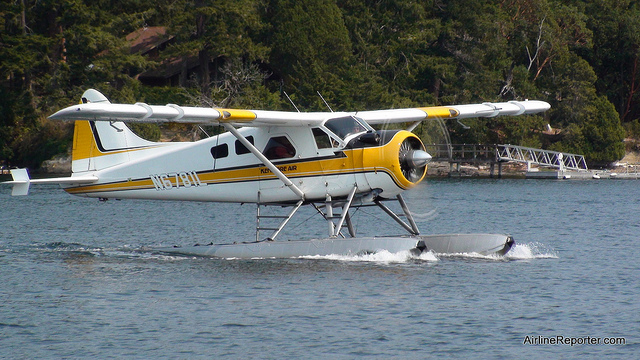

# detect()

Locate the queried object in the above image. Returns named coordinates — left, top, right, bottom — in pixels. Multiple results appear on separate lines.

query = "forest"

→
left=1, top=0, right=639, bottom=169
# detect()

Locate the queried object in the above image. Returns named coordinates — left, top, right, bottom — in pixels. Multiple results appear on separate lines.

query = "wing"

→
left=48, top=101, right=332, bottom=126
left=355, top=101, right=550, bottom=125
left=48, top=89, right=550, bottom=126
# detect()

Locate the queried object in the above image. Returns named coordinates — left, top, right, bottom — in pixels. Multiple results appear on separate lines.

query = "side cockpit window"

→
left=263, top=136, right=296, bottom=160
left=324, top=116, right=367, bottom=140
left=312, top=128, right=334, bottom=149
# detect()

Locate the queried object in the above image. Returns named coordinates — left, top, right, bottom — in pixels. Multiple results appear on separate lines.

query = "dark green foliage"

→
left=0, top=0, right=636, bottom=168
left=267, top=0, right=354, bottom=109
left=550, top=95, right=625, bottom=166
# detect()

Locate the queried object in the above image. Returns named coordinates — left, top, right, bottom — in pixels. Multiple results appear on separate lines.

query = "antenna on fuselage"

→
left=283, top=91, right=300, bottom=113
left=317, top=91, right=334, bottom=113
left=198, top=126, right=211, bottom=138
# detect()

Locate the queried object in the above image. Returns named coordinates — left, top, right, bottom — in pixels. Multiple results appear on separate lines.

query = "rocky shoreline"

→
left=40, top=154, right=73, bottom=175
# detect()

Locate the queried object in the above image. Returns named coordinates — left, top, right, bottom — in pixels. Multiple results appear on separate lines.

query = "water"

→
left=1, top=179, right=637, bottom=359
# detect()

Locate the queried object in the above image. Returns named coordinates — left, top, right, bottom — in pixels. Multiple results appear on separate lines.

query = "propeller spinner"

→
left=399, top=137, right=431, bottom=183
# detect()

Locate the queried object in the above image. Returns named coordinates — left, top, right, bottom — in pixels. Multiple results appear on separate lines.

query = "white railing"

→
left=497, top=144, right=588, bottom=171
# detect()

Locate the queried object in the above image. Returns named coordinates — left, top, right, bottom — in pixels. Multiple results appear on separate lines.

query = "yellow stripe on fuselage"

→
left=64, top=154, right=379, bottom=195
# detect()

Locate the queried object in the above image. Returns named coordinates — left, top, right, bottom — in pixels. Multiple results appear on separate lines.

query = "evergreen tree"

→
left=582, top=0, right=640, bottom=123
left=164, top=0, right=268, bottom=99
left=266, top=0, right=353, bottom=109
left=339, top=0, right=446, bottom=108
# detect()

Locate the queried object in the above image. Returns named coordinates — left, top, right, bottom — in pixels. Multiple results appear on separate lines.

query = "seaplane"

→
left=3, top=89, right=550, bottom=258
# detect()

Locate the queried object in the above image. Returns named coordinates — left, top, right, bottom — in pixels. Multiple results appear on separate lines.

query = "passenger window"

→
left=235, top=136, right=254, bottom=155
left=312, top=128, right=333, bottom=149
left=263, top=136, right=296, bottom=160
left=210, top=143, right=229, bottom=159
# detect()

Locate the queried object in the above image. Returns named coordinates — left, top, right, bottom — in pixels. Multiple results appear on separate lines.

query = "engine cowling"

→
left=359, top=130, right=431, bottom=195
left=398, top=135, right=431, bottom=184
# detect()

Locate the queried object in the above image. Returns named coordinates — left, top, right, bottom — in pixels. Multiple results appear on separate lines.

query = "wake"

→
left=300, top=249, right=439, bottom=263
left=437, top=242, right=558, bottom=261
left=302, top=242, right=558, bottom=264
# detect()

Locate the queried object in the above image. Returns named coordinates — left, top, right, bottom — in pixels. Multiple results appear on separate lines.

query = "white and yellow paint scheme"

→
left=62, top=122, right=427, bottom=203
left=3, top=89, right=549, bottom=256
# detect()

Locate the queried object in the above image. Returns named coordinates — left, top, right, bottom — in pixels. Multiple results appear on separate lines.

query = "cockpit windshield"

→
left=324, top=116, right=368, bottom=140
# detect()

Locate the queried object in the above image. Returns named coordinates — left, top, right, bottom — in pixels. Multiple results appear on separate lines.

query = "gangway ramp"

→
left=425, top=143, right=589, bottom=177
left=497, top=144, right=588, bottom=171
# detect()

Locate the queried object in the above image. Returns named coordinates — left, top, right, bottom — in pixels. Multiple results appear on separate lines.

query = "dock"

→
left=426, top=144, right=504, bottom=177
left=425, top=144, right=639, bottom=179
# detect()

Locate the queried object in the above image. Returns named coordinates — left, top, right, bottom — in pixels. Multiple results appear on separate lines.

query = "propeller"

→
left=399, top=137, right=431, bottom=183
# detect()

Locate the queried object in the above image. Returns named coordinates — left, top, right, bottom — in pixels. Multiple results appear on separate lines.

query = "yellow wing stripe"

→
left=417, top=106, right=459, bottom=119
left=216, top=109, right=257, bottom=122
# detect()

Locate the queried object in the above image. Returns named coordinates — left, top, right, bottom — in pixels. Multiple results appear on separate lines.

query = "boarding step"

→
left=255, top=200, right=303, bottom=242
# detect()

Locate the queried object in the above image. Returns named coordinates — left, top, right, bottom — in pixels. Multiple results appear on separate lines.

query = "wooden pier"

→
left=425, top=144, right=505, bottom=177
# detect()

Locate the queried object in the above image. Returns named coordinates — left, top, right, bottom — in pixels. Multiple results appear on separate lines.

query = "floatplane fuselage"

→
left=3, top=89, right=550, bottom=258
left=63, top=118, right=425, bottom=204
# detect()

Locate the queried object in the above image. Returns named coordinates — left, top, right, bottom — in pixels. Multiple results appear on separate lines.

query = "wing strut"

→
left=221, top=123, right=305, bottom=200
left=313, top=185, right=358, bottom=238
left=333, top=185, right=357, bottom=237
